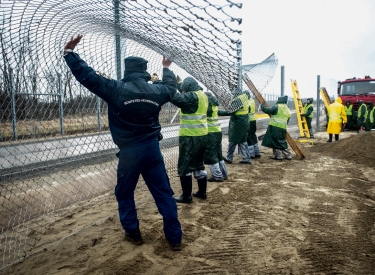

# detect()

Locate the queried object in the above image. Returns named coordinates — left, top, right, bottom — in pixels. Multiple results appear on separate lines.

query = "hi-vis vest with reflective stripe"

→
left=365, top=108, right=374, bottom=123
left=303, top=103, right=313, bottom=118
left=269, top=104, right=291, bottom=129
left=179, top=90, right=208, bottom=136
left=234, top=94, right=250, bottom=115
left=207, top=105, right=221, bottom=133
left=344, top=105, right=353, bottom=115
left=358, top=104, right=367, bottom=119
left=248, top=98, right=256, bottom=121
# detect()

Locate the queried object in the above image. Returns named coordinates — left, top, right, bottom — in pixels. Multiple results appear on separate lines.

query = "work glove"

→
left=176, top=75, right=182, bottom=84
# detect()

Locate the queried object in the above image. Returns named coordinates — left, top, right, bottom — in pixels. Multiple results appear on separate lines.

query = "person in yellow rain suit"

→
left=326, top=97, right=347, bottom=142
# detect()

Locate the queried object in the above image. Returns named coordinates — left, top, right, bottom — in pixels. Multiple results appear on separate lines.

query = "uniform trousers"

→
left=115, top=138, right=182, bottom=245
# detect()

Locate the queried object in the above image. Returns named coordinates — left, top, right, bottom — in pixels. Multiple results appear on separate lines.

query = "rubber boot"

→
left=275, top=149, right=283, bottom=160
left=281, top=149, right=292, bottom=160
left=335, top=134, right=339, bottom=141
left=309, top=128, right=314, bottom=138
left=219, top=160, right=228, bottom=180
left=174, top=176, right=192, bottom=203
left=253, top=143, right=261, bottom=158
left=248, top=145, right=255, bottom=158
left=327, top=134, right=332, bottom=142
left=193, top=177, right=207, bottom=199
left=271, top=148, right=277, bottom=159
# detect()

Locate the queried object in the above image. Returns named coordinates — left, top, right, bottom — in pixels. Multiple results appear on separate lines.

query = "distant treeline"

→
left=0, top=92, right=107, bottom=122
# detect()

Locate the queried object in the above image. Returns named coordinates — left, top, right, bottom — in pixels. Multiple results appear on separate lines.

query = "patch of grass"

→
left=0, top=115, right=110, bottom=142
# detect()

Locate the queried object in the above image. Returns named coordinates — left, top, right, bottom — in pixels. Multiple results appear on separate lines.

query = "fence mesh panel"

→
left=0, top=0, right=280, bottom=269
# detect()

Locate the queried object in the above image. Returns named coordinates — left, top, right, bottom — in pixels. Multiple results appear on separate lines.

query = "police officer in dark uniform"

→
left=63, top=35, right=182, bottom=251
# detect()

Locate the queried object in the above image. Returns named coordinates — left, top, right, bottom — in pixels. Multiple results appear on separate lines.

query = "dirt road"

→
left=6, top=131, right=375, bottom=275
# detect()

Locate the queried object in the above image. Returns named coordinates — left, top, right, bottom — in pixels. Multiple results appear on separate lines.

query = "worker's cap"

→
left=277, top=95, right=288, bottom=104
left=358, top=100, right=363, bottom=104
left=181, top=77, right=203, bottom=93
left=124, top=56, right=148, bottom=74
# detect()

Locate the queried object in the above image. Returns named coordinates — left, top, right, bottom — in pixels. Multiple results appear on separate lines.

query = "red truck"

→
left=337, top=75, right=375, bottom=127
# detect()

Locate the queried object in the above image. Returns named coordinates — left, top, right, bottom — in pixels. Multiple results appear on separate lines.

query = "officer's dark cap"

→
left=124, top=56, right=148, bottom=74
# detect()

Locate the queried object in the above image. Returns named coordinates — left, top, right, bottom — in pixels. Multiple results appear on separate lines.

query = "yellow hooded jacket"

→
left=327, top=97, right=347, bottom=135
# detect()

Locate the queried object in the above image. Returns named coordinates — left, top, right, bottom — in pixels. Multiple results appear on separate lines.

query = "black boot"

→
left=174, top=176, right=192, bottom=203
left=193, top=177, right=207, bottom=199
left=335, top=134, right=339, bottom=141
left=327, top=134, right=332, bottom=142
left=125, top=220, right=143, bottom=245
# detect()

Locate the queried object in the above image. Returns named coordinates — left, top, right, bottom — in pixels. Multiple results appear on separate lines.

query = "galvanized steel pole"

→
left=57, top=73, right=64, bottom=136
left=9, top=68, right=17, bottom=140
left=280, top=65, right=285, bottom=96
left=114, top=0, right=122, bottom=80
left=96, top=96, right=102, bottom=131
left=236, top=41, right=242, bottom=91
left=316, top=75, right=321, bottom=131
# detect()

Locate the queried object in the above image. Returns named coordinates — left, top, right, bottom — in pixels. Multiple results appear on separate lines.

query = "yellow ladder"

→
left=291, top=80, right=310, bottom=138
left=320, top=87, right=331, bottom=109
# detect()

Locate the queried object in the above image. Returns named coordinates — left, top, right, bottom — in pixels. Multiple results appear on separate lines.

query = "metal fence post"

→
left=114, top=0, right=122, bottom=80
left=316, top=75, right=321, bottom=132
left=9, top=67, right=17, bottom=140
left=168, top=102, right=171, bottom=123
left=96, top=96, right=101, bottom=131
left=280, top=66, right=285, bottom=96
left=236, top=40, right=242, bottom=91
left=57, top=73, right=64, bottom=136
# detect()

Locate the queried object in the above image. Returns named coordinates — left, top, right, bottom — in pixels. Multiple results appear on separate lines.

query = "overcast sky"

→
left=238, top=0, right=375, bottom=98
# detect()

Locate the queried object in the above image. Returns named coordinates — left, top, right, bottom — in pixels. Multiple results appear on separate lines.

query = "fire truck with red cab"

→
left=337, top=75, right=375, bottom=128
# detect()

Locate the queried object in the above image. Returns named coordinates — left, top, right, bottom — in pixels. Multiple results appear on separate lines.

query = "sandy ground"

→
left=5, top=130, right=375, bottom=275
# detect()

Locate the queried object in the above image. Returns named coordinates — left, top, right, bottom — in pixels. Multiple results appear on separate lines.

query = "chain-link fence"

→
left=0, top=0, right=246, bottom=269
left=0, top=0, right=287, bottom=270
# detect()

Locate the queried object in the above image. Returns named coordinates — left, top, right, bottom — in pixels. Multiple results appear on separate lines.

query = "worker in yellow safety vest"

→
left=261, top=95, right=292, bottom=160
left=364, top=102, right=375, bottom=131
left=203, top=92, right=228, bottom=182
left=357, top=100, right=367, bottom=132
left=300, top=98, right=314, bottom=138
left=245, top=91, right=261, bottom=159
left=171, top=77, right=209, bottom=203
left=344, top=100, right=353, bottom=131
left=218, top=90, right=251, bottom=164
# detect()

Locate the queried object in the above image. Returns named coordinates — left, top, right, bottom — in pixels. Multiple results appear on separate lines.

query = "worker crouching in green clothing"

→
left=218, top=91, right=251, bottom=164
left=171, top=77, right=209, bottom=203
left=261, top=96, right=292, bottom=160
left=300, top=98, right=314, bottom=138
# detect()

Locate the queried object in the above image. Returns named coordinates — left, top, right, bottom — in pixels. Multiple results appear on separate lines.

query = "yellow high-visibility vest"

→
left=179, top=90, right=208, bottom=136
left=269, top=104, right=291, bottom=129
